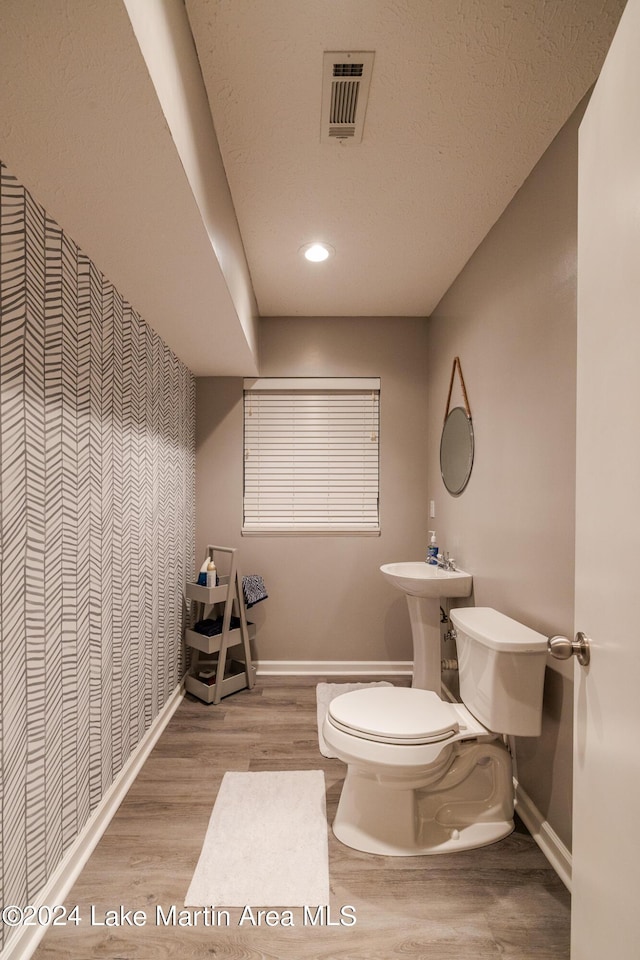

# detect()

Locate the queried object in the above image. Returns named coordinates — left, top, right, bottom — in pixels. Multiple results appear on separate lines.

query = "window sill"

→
left=241, top=527, right=381, bottom=537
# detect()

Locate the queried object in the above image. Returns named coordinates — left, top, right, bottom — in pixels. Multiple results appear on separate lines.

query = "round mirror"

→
left=440, top=406, right=474, bottom=496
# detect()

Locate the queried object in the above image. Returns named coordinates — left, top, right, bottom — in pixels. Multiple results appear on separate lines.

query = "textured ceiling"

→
left=0, top=0, right=627, bottom=375
left=186, top=0, right=626, bottom=317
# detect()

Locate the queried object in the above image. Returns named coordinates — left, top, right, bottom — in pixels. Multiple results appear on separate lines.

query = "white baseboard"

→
left=256, top=659, right=413, bottom=676
left=514, top=778, right=572, bottom=891
left=2, top=683, right=185, bottom=960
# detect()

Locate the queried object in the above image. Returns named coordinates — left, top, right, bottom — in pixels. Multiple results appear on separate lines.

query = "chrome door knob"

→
left=548, top=632, right=591, bottom=666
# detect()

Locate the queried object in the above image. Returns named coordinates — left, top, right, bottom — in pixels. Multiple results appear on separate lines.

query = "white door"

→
left=572, top=1, right=640, bottom=957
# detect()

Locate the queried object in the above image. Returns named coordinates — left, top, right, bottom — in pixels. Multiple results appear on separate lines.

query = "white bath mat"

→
left=316, top=681, right=393, bottom=758
left=184, top=770, right=329, bottom=907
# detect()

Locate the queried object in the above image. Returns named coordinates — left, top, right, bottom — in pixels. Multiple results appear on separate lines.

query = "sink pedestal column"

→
left=406, top=595, right=442, bottom=693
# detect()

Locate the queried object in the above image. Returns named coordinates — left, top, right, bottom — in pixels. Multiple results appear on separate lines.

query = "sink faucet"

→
left=437, top=552, right=458, bottom=572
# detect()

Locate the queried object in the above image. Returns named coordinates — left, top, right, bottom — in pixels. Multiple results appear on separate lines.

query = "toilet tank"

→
left=449, top=607, right=548, bottom=737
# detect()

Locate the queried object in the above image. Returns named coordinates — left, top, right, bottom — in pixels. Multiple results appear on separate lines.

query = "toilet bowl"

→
left=323, top=607, right=548, bottom=856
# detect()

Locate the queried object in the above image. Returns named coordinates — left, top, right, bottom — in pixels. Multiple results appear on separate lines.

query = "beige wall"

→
left=196, top=317, right=429, bottom=665
left=426, top=101, right=587, bottom=850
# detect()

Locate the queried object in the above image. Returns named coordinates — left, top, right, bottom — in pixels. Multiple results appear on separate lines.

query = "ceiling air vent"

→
left=321, top=51, right=374, bottom=144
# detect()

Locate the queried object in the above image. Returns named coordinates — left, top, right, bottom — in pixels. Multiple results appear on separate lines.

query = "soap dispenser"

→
left=427, top=531, right=438, bottom=565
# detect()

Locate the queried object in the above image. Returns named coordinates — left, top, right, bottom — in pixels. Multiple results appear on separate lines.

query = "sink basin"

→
left=380, top=561, right=473, bottom=599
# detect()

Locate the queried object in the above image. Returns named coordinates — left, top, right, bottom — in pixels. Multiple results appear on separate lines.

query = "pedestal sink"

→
left=380, top=562, right=473, bottom=692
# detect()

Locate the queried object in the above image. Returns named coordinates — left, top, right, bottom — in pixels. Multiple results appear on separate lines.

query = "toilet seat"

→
left=327, top=687, right=461, bottom=745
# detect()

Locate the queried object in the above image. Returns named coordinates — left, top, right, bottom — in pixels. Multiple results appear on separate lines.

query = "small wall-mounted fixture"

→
left=300, top=242, right=334, bottom=262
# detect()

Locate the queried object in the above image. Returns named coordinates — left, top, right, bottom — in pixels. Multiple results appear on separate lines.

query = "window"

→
left=243, top=378, right=380, bottom=535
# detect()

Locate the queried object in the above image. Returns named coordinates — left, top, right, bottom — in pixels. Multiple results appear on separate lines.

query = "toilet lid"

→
left=327, top=687, right=460, bottom=745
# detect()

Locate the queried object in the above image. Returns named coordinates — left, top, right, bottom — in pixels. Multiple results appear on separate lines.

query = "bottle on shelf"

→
left=206, top=558, right=217, bottom=587
left=197, top=555, right=210, bottom=585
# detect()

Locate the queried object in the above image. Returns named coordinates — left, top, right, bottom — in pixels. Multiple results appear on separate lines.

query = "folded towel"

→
left=193, top=616, right=242, bottom=637
left=242, top=574, right=268, bottom=608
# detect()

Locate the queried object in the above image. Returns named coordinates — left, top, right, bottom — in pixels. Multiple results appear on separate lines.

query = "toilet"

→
left=322, top=607, right=548, bottom=855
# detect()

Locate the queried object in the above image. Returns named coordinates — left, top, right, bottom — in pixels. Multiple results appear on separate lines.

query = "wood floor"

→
left=33, top=677, right=571, bottom=960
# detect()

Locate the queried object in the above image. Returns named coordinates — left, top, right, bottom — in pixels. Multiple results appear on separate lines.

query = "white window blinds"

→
left=243, top=378, right=380, bottom=534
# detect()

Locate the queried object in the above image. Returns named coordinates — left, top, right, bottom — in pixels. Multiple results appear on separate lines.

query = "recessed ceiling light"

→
left=300, top=242, right=334, bottom=262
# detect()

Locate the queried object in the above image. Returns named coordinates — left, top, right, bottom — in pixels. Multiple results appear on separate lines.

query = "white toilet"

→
left=322, top=607, right=548, bottom=855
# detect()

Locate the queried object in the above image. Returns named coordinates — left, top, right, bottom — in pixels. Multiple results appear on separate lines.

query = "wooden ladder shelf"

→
left=184, top=544, right=256, bottom=704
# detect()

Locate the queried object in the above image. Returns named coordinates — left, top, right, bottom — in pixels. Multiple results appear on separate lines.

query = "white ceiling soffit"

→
left=185, top=0, right=627, bottom=319
left=321, top=51, right=375, bottom=144
left=123, top=0, right=259, bottom=366
left=0, top=0, right=259, bottom=376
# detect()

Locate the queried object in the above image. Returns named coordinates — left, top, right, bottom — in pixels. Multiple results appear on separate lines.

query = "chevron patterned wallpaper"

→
left=0, top=161, right=195, bottom=944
